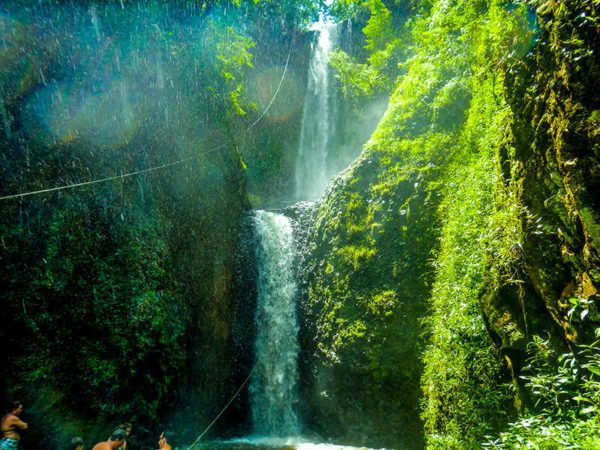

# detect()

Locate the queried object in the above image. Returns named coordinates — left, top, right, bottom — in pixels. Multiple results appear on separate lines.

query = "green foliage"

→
left=204, top=24, right=256, bottom=119
left=200, top=0, right=323, bottom=32
left=362, top=0, right=393, bottom=52
left=252, top=0, right=323, bottom=28
left=329, top=50, right=383, bottom=97
left=328, top=0, right=411, bottom=101
left=328, top=0, right=366, bottom=21
left=420, top=90, right=514, bottom=448
left=312, top=0, right=546, bottom=448
left=408, top=1, right=543, bottom=447
left=0, top=184, right=188, bottom=446
left=483, top=334, right=600, bottom=449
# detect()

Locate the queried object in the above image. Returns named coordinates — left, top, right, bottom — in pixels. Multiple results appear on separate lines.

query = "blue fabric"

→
left=0, top=438, right=18, bottom=450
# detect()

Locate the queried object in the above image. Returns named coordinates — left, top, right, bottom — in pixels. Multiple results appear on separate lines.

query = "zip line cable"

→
left=186, top=364, right=256, bottom=450
left=0, top=144, right=228, bottom=201
left=0, top=47, right=293, bottom=202
left=244, top=50, right=292, bottom=132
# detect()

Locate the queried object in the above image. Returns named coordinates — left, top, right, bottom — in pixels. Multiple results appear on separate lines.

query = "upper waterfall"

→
left=294, top=20, right=339, bottom=201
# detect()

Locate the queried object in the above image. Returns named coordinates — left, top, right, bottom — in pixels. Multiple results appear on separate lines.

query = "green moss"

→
left=580, top=207, right=600, bottom=250
left=303, top=1, right=565, bottom=448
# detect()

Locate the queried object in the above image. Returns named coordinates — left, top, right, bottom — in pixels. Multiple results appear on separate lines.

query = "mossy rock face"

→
left=162, top=145, right=256, bottom=441
left=300, top=144, right=440, bottom=448
left=297, top=3, right=499, bottom=447
left=499, top=0, right=600, bottom=346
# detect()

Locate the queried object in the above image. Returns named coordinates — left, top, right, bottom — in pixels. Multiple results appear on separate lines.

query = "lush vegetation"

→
left=484, top=334, right=600, bottom=449
left=302, top=0, right=600, bottom=448
left=1, top=0, right=598, bottom=448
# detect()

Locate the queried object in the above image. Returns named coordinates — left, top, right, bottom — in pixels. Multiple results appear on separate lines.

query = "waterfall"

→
left=295, top=21, right=339, bottom=201
left=250, top=210, right=301, bottom=437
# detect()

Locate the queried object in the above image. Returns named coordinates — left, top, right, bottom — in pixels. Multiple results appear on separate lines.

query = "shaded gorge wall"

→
left=0, top=1, right=307, bottom=447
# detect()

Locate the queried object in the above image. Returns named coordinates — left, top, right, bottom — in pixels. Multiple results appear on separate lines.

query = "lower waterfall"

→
left=250, top=210, right=301, bottom=437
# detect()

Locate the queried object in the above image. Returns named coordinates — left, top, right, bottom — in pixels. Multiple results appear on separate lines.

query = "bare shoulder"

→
left=1, top=414, right=16, bottom=427
left=92, top=443, right=111, bottom=450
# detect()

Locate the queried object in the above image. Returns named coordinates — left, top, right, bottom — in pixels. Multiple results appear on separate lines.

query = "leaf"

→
left=581, top=406, right=597, bottom=415
left=586, top=365, right=600, bottom=376
left=572, top=394, right=590, bottom=403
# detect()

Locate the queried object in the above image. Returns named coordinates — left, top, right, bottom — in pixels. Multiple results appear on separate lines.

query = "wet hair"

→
left=117, top=422, right=132, bottom=432
left=8, top=401, right=22, bottom=413
left=110, top=429, right=127, bottom=441
left=70, top=436, right=84, bottom=449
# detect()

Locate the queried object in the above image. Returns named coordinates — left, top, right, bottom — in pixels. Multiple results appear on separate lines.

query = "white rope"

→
left=0, top=144, right=227, bottom=201
left=0, top=47, right=293, bottom=202
left=184, top=52, right=293, bottom=450
left=186, top=365, right=256, bottom=450
left=244, top=50, right=292, bottom=132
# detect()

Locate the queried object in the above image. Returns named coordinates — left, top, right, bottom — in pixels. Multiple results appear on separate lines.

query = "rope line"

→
left=186, top=365, right=256, bottom=450
left=2, top=46, right=293, bottom=448
left=244, top=50, right=292, bottom=132
left=0, top=144, right=228, bottom=201
left=184, top=49, right=293, bottom=450
left=0, top=47, right=293, bottom=202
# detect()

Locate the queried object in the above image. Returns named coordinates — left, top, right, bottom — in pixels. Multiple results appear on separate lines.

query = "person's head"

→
left=9, top=401, right=23, bottom=415
left=70, top=436, right=84, bottom=450
left=117, top=422, right=132, bottom=436
left=109, top=429, right=126, bottom=448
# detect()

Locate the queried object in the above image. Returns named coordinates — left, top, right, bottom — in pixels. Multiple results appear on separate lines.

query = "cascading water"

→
left=227, top=18, right=387, bottom=450
left=250, top=210, right=301, bottom=437
left=295, top=20, right=339, bottom=201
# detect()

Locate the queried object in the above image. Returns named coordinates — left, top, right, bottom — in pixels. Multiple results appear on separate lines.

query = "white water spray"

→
left=250, top=211, right=301, bottom=437
left=295, top=21, right=339, bottom=201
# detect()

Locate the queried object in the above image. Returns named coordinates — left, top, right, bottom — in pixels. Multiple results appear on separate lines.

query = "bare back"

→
left=1, top=413, right=27, bottom=441
left=92, top=442, right=112, bottom=450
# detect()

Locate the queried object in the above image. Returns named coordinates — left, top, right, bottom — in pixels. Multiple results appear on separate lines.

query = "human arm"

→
left=7, top=415, right=27, bottom=430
